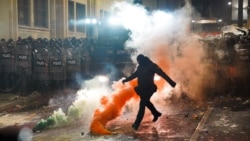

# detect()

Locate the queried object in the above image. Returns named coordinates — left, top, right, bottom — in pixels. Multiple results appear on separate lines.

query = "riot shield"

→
left=49, top=45, right=66, bottom=89
left=32, top=39, right=50, bottom=91
left=16, top=41, right=33, bottom=95
left=0, top=39, right=17, bottom=92
left=64, top=45, right=81, bottom=87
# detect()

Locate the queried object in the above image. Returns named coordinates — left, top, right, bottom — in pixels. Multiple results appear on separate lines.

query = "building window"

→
left=76, top=3, right=86, bottom=33
left=100, top=10, right=108, bottom=19
left=34, top=0, right=48, bottom=28
left=18, top=0, right=30, bottom=26
left=68, top=1, right=74, bottom=31
left=68, top=2, right=86, bottom=33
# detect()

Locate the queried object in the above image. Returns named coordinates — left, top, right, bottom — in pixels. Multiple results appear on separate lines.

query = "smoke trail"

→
left=90, top=1, right=216, bottom=134
left=111, top=1, right=213, bottom=101
left=90, top=80, right=138, bottom=135
left=33, top=76, right=112, bottom=132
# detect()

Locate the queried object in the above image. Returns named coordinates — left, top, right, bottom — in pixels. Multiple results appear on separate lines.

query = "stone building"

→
left=0, top=0, right=158, bottom=40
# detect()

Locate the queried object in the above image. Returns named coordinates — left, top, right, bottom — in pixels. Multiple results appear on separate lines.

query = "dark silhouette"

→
left=122, top=54, right=176, bottom=130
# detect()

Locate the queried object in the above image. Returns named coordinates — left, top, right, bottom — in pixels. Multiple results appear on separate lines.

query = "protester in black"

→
left=122, top=54, right=176, bottom=130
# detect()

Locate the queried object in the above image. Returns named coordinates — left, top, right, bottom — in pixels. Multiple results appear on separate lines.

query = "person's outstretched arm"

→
left=122, top=70, right=138, bottom=84
left=155, top=65, right=176, bottom=87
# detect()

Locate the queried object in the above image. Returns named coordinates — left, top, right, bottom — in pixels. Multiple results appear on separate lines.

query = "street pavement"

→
left=194, top=96, right=250, bottom=141
left=0, top=91, right=250, bottom=141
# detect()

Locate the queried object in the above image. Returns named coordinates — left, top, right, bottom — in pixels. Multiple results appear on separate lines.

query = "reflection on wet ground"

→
left=30, top=98, right=204, bottom=141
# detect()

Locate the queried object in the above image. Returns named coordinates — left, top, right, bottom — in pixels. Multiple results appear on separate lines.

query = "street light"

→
left=227, top=1, right=232, bottom=24
left=85, top=18, right=97, bottom=25
left=85, top=18, right=97, bottom=39
left=218, top=19, right=223, bottom=22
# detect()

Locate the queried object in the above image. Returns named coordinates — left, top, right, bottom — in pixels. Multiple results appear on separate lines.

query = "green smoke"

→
left=33, top=77, right=111, bottom=132
left=33, top=95, right=87, bottom=131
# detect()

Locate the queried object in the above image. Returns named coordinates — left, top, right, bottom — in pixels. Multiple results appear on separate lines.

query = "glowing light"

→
left=108, top=17, right=121, bottom=25
left=228, top=1, right=232, bottom=5
left=152, top=11, right=173, bottom=26
left=89, top=0, right=214, bottom=135
left=218, top=19, right=223, bottom=22
left=98, top=75, right=109, bottom=83
left=91, top=19, right=97, bottom=24
left=85, top=19, right=91, bottom=24
left=85, top=18, right=97, bottom=24
left=110, top=2, right=149, bottom=32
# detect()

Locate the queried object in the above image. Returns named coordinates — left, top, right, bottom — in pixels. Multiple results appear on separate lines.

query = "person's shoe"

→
left=132, top=123, right=139, bottom=131
left=152, top=112, right=162, bottom=122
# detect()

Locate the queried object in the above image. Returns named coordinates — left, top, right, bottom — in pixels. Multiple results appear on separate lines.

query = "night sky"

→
left=191, top=0, right=230, bottom=19
left=157, top=0, right=230, bottom=20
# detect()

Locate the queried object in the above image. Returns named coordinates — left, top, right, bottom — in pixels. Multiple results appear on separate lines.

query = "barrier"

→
left=33, top=40, right=49, bottom=81
left=64, top=46, right=80, bottom=81
left=49, top=46, right=65, bottom=81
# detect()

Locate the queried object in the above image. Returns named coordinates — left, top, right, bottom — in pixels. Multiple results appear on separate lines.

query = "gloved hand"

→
left=171, top=82, right=176, bottom=88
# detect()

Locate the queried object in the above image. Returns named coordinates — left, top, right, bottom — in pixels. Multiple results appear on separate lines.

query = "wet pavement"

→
left=0, top=91, right=250, bottom=141
left=196, top=96, right=250, bottom=141
left=0, top=92, right=45, bottom=113
left=29, top=97, right=205, bottom=141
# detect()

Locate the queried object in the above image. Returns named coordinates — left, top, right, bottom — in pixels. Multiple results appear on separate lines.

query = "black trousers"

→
left=134, top=85, right=160, bottom=125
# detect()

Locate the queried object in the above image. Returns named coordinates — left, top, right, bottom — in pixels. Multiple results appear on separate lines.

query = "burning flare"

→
left=90, top=80, right=138, bottom=135
left=89, top=0, right=214, bottom=135
left=89, top=74, right=173, bottom=135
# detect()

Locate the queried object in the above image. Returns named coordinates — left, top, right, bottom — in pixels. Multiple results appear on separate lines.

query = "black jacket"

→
left=124, top=58, right=176, bottom=89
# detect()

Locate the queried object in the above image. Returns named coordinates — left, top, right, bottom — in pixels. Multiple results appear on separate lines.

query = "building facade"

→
left=2, top=0, right=250, bottom=41
left=0, top=0, right=158, bottom=40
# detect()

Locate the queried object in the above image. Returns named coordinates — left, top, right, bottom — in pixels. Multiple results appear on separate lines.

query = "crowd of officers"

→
left=3, top=32, right=248, bottom=96
left=0, top=37, right=94, bottom=95
left=202, top=31, right=250, bottom=96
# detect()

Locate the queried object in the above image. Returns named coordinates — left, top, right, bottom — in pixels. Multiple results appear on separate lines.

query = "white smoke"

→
left=109, top=1, right=213, bottom=102
left=34, top=75, right=112, bottom=131
left=66, top=75, right=113, bottom=127
left=35, top=1, right=215, bottom=135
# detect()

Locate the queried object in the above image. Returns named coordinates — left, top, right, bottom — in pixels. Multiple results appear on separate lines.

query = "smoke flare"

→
left=90, top=80, right=138, bottom=134
left=90, top=1, right=216, bottom=135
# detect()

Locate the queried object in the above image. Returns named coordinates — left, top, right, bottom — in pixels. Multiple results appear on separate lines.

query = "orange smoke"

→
left=90, top=80, right=138, bottom=135
left=90, top=49, right=174, bottom=135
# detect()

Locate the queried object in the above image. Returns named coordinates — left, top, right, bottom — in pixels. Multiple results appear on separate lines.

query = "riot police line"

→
left=0, top=37, right=93, bottom=95
left=0, top=37, right=135, bottom=95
